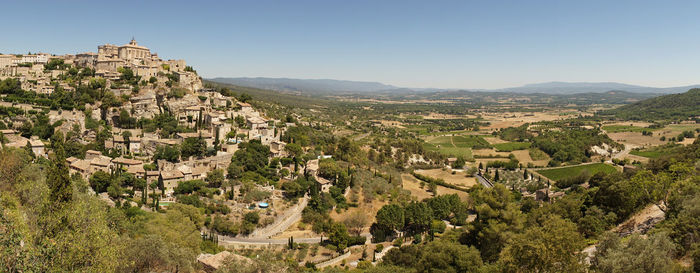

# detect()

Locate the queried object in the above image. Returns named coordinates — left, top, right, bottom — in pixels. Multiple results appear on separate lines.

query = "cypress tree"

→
left=24, top=140, right=35, bottom=158
left=47, top=132, right=72, bottom=206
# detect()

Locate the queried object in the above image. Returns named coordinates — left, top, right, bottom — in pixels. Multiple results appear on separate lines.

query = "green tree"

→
left=452, top=156, right=466, bottom=169
left=284, top=143, right=303, bottom=158
left=89, top=171, right=112, bottom=193
left=154, top=145, right=180, bottom=162
left=328, top=222, right=351, bottom=251
left=499, top=214, right=586, bottom=273
left=180, top=136, right=206, bottom=159
left=205, top=169, right=225, bottom=188
left=376, top=204, right=405, bottom=233
left=593, top=232, right=676, bottom=273
left=403, top=201, right=432, bottom=235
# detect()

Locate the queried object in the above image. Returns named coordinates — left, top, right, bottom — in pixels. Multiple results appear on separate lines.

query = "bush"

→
left=431, top=220, right=446, bottom=234
left=375, top=244, right=384, bottom=253
left=393, top=237, right=404, bottom=247
left=211, top=215, right=239, bottom=235
left=349, top=235, right=367, bottom=246
left=244, top=211, right=260, bottom=225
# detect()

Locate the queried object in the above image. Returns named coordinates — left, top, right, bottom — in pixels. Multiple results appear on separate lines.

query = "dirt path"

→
left=354, top=132, right=371, bottom=141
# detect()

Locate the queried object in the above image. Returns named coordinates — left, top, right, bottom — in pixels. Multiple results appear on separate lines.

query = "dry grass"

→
left=483, top=136, right=509, bottom=144
left=479, top=111, right=580, bottom=131
left=472, top=148, right=510, bottom=157
left=401, top=173, right=469, bottom=201
left=414, top=169, right=477, bottom=188
left=511, top=149, right=549, bottom=167
left=609, top=124, right=699, bottom=148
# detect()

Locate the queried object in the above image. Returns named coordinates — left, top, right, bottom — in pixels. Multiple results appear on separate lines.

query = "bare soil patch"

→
left=472, top=148, right=510, bottom=157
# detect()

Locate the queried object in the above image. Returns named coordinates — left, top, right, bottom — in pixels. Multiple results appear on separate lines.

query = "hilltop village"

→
left=0, top=39, right=290, bottom=187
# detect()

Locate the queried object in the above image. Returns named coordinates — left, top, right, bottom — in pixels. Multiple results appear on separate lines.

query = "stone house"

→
left=160, top=170, right=184, bottom=193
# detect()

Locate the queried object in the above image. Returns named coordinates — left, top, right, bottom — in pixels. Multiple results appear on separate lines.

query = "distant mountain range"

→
left=208, top=77, right=397, bottom=94
left=207, top=77, right=700, bottom=95
left=494, top=82, right=700, bottom=94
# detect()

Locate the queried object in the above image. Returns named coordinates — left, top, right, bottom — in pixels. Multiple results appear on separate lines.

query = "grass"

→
left=537, top=163, right=618, bottom=182
left=602, top=125, right=655, bottom=133
left=630, top=150, right=664, bottom=158
left=452, top=135, right=491, bottom=148
left=629, top=143, right=681, bottom=158
left=423, top=143, right=473, bottom=158
left=493, top=142, right=531, bottom=152
left=528, top=148, right=549, bottom=161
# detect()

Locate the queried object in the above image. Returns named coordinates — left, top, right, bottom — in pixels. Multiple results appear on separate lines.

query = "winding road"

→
left=248, top=194, right=309, bottom=239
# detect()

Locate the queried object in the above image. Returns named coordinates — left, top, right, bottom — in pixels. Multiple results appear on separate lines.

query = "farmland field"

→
left=629, top=150, right=663, bottom=158
left=536, top=163, right=618, bottom=181
left=423, top=135, right=490, bottom=158
left=629, top=144, right=681, bottom=159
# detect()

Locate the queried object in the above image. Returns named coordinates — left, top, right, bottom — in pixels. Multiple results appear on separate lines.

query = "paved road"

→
left=219, top=235, right=324, bottom=246
left=529, top=161, right=599, bottom=171
left=219, top=233, right=372, bottom=246
left=610, top=143, right=636, bottom=162
left=353, top=132, right=371, bottom=141
left=474, top=173, right=493, bottom=188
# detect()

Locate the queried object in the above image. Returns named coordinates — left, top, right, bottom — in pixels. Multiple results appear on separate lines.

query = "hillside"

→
left=601, top=88, right=700, bottom=120
left=496, top=82, right=700, bottom=94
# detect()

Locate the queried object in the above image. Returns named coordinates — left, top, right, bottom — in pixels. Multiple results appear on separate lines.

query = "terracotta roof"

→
left=112, top=157, right=142, bottom=165
left=161, top=170, right=184, bottom=180
left=176, top=131, right=213, bottom=139
left=192, top=166, right=208, bottom=176
left=90, top=156, right=112, bottom=167
left=247, top=116, right=267, bottom=124
left=70, top=159, right=91, bottom=171
left=126, top=164, right=145, bottom=174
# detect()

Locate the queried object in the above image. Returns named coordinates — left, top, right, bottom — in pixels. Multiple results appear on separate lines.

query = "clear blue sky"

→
left=3, top=0, right=700, bottom=89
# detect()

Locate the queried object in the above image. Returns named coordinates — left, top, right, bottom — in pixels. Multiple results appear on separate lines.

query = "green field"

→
left=629, top=150, right=663, bottom=158
left=423, top=135, right=490, bottom=158
left=602, top=125, right=655, bottom=133
left=493, top=142, right=531, bottom=152
left=537, top=163, right=618, bottom=181
left=629, top=144, right=680, bottom=159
